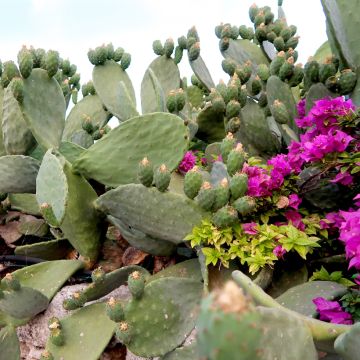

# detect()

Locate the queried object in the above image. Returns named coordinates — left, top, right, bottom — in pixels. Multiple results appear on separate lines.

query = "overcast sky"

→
left=1, top=0, right=327, bottom=108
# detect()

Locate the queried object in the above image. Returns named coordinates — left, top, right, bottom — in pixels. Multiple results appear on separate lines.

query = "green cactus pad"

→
left=141, top=56, right=180, bottom=114
left=58, top=142, right=85, bottom=164
left=18, top=218, right=48, bottom=236
left=96, top=184, right=208, bottom=243
left=108, top=216, right=176, bottom=256
left=221, top=39, right=269, bottom=68
left=9, top=193, right=40, bottom=215
left=2, top=85, right=36, bottom=155
left=73, top=113, right=189, bottom=187
left=45, top=303, right=116, bottom=360
left=20, top=68, right=65, bottom=149
left=92, top=60, right=136, bottom=121
left=276, top=281, right=347, bottom=318
left=70, top=130, right=94, bottom=148
left=197, top=105, right=226, bottom=143
left=11, top=260, right=83, bottom=300
left=0, top=87, right=6, bottom=156
left=0, top=155, right=40, bottom=193
left=37, top=150, right=101, bottom=261
left=124, top=277, right=202, bottom=357
left=81, top=265, right=150, bottom=302
left=161, top=344, right=198, bottom=360
left=334, top=323, right=360, bottom=360
left=0, top=326, right=20, bottom=360
left=351, top=70, right=360, bottom=106
left=0, top=286, right=49, bottom=319
left=305, top=82, right=335, bottom=114
left=188, top=55, right=215, bottom=91
left=15, top=238, right=73, bottom=261
left=62, top=95, right=110, bottom=141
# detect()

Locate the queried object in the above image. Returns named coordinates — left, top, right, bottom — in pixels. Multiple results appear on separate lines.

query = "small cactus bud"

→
left=233, top=195, right=256, bottom=215
left=212, top=206, right=238, bottom=228
left=9, top=77, right=24, bottom=103
left=138, top=157, right=154, bottom=187
left=197, top=182, right=216, bottom=211
left=154, top=164, right=171, bottom=192
left=177, top=35, right=188, bottom=50
left=45, top=50, right=60, bottom=78
left=226, top=144, right=246, bottom=176
left=230, top=173, right=248, bottom=200
left=18, top=46, right=33, bottom=78
left=106, top=297, right=125, bottom=322
left=115, top=321, right=132, bottom=345
left=91, top=266, right=106, bottom=283
left=4, top=273, right=21, bottom=291
left=271, top=99, right=290, bottom=124
left=50, top=328, right=65, bottom=347
left=120, top=52, right=131, bottom=71
left=164, top=38, right=175, bottom=58
left=188, top=42, right=200, bottom=62
left=128, top=271, right=145, bottom=299
left=152, top=40, right=164, bottom=56
left=184, top=166, right=203, bottom=200
left=113, top=47, right=125, bottom=62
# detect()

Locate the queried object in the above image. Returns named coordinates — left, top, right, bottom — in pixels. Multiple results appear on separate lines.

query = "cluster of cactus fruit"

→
left=0, top=0, right=360, bottom=359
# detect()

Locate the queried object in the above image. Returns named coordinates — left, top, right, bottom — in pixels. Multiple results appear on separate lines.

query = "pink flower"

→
left=312, top=297, right=353, bottom=325
left=296, top=99, right=306, bottom=119
left=273, top=245, right=287, bottom=258
left=354, top=194, right=360, bottom=207
left=178, top=151, right=196, bottom=173
left=284, top=210, right=305, bottom=231
left=330, top=171, right=354, bottom=186
left=242, top=222, right=258, bottom=235
left=288, top=194, right=302, bottom=210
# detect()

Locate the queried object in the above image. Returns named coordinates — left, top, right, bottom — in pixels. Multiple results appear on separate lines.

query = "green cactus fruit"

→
left=177, top=36, right=188, bottom=50
left=338, top=69, right=357, bottom=95
left=230, top=173, right=248, bottom=200
left=258, top=91, right=268, bottom=107
left=285, top=36, right=299, bottom=51
left=9, top=77, right=24, bottom=103
left=220, top=24, right=232, bottom=39
left=106, top=297, right=124, bottom=322
left=250, top=76, right=262, bottom=96
left=87, top=49, right=96, bottom=65
left=113, top=47, right=125, bottom=62
left=266, top=31, right=277, bottom=43
left=226, top=144, right=246, bottom=176
left=63, top=291, right=86, bottom=310
left=274, top=36, right=285, bottom=52
left=280, top=27, right=292, bottom=42
left=230, top=25, right=239, bottom=40
left=288, top=63, right=304, bottom=87
left=120, top=52, right=131, bottom=71
left=115, top=321, right=132, bottom=345
left=279, top=57, right=294, bottom=81
left=175, top=88, right=186, bottom=111
left=154, top=164, right=171, bottom=192
left=319, top=59, right=337, bottom=84
left=226, top=82, right=239, bottom=102
left=212, top=205, right=238, bottom=228
left=254, top=11, right=265, bottom=27
left=264, top=10, right=274, bottom=25
left=18, top=46, right=33, bottom=78
left=211, top=95, right=226, bottom=114
left=92, top=129, right=104, bottom=140
left=128, top=271, right=145, bottom=299
left=81, top=117, right=93, bottom=134
left=174, top=46, right=183, bottom=65
left=61, top=59, right=71, bottom=75
left=45, top=50, right=60, bottom=78
left=215, top=80, right=227, bottom=100
left=3, top=273, right=21, bottom=291
left=233, top=195, right=256, bottom=215
left=164, top=38, right=175, bottom=58
left=31, top=47, right=46, bottom=68
left=91, top=267, right=106, bottom=283
left=48, top=317, right=61, bottom=330
left=238, top=85, right=248, bottom=107
left=68, top=64, right=77, bottom=77
left=188, top=42, right=200, bottom=62
left=270, top=51, right=286, bottom=76
left=184, top=166, right=203, bottom=200
left=1, top=61, right=20, bottom=88
left=238, top=25, right=253, bottom=40
left=187, top=36, right=197, bottom=49
left=226, top=100, right=241, bottom=119
left=152, top=40, right=164, bottom=56
left=166, top=90, right=177, bottom=113
left=219, top=37, right=230, bottom=52
left=271, top=100, right=290, bottom=124
left=325, top=76, right=339, bottom=93
left=187, top=26, right=199, bottom=41
left=213, top=178, right=230, bottom=211
left=69, top=73, right=80, bottom=86
left=138, top=157, right=154, bottom=187
left=191, top=74, right=201, bottom=87
left=106, top=43, right=115, bottom=60
left=215, top=23, right=224, bottom=39
left=40, top=203, right=59, bottom=227
left=289, top=24, right=297, bottom=36
left=249, top=3, right=259, bottom=22
left=256, top=64, right=270, bottom=82
left=50, top=328, right=65, bottom=347
left=94, top=45, right=108, bottom=66
left=40, top=350, right=54, bottom=360
left=71, top=89, right=78, bottom=104
left=197, top=181, right=216, bottom=211
left=304, top=58, right=319, bottom=83
left=221, top=133, right=236, bottom=163
left=221, top=58, right=236, bottom=76
left=237, top=61, right=252, bottom=84
left=255, top=23, right=267, bottom=43
left=225, top=117, right=241, bottom=133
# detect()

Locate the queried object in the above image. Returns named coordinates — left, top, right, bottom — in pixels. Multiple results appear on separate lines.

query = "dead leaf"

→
left=153, top=256, right=176, bottom=274
left=122, top=246, right=148, bottom=266
left=0, top=221, right=22, bottom=246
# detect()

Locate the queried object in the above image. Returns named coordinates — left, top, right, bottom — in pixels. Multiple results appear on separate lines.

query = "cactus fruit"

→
left=178, top=36, right=188, bottom=50
left=278, top=57, right=294, bottom=81
left=226, top=144, right=246, bottom=176
left=213, top=205, right=238, bottom=228
left=271, top=99, right=290, bottom=124
left=304, top=58, right=320, bottom=83
left=18, top=46, right=33, bottom=78
left=40, top=350, right=54, bottom=360
left=113, top=47, right=125, bottom=62
left=166, top=90, right=177, bottom=113
left=256, top=64, right=270, bottom=81
left=164, top=38, right=175, bottom=58
left=213, top=178, right=230, bottom=211
left=128, top=271, right=145, bottom=299
left=338, top=69, right=357, bottom=95
left=220, top=133, right=236, bottom=163
left=3, top=273, right=21, bottom=291
left=1, top=61, right=20, bottom=88
left=45, top=50, right=60, bottom=77
left=62, top=291, right=86, bottom=310
left=9, top=77, right=24, bottom=103
left=138, top=157, right=154, bottom=187
left=250, top=76, right=262, bottom=95
left=226, top=100, right=241, bottom=118
left=152, top=40, right=164, bottom=56
left=174, top=46, right=183, bottom=64
left=49, top=328, right=65, bottom=347
left=106, top=297, right=124, bottom=322
left=91, top=267, right=106, bottom=283
left=188, top=42, right=200, bottom=62
left=154, top=164, right=171, bottom=192
left=184, top=166, right=203, bottom=199
left=226, top=117, right=241, bottom=133
left=115, top=321, right=132, bottom=345
left=230, top=173, right=248, bottom=200
left=197, top=181, right=216, bottom=211
left=238, top=25, right=254, bottom=40
left=270, top=51, right=286, bottom=76
left=233, top=195, right=256, bottom=215
left=120, top=52, right=131, bottom=70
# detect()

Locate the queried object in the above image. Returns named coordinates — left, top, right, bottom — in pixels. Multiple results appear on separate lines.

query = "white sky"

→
left=0, top=0, right=327, bottom=108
